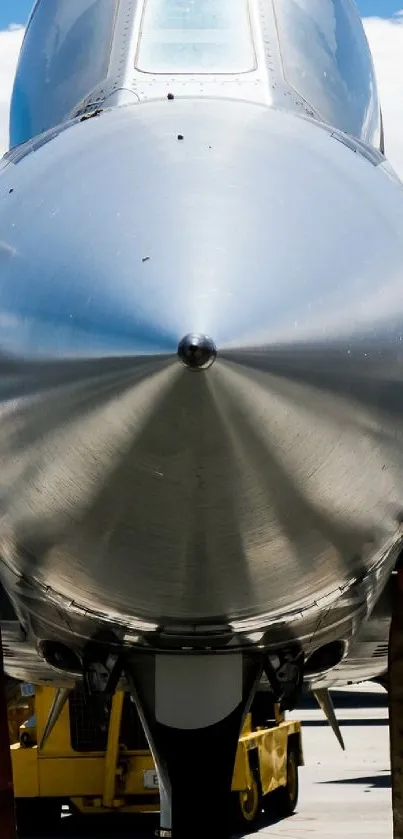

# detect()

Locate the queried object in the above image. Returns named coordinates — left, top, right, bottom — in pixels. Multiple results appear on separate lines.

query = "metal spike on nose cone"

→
left=177, top=334, right=217, bottom=370
left=313, top=688, right=345, bottom=751
left=39, top=687, right=72, bottom=750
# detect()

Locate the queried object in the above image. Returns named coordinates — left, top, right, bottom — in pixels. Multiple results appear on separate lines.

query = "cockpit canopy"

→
left=9, top=0, right=382, bottom=151
left=136, top=0, right=257, bottom=74
left=272, top=0, right=380, bottom=148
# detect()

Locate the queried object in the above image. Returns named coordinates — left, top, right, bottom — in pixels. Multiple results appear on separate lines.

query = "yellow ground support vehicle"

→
left=9, top=684, right=303, bottom=835
left=7, top=683, right=35, bottom=748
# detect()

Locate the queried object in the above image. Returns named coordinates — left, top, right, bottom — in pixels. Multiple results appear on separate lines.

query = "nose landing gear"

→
left=0, top=627, right=16, bottom=839
left=389, top=569, right=403, bottom=839
left=126, top=651, right=262, bottom=839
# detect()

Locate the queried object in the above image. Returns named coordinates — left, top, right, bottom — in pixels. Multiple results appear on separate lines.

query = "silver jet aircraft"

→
left=0, top=1, right=402, bottom=836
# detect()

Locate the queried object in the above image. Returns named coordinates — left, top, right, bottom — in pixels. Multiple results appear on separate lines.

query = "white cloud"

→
left=0, top=25, right=24, bottom=157
left=0, top=14, right=402, bottom=176
left=363, top=12, right=403, bottom=178
left=0, top=25, right=24, bottom=156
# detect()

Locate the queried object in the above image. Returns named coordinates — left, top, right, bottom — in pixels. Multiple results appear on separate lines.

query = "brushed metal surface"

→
left=1, top=99, right=403, bottom=659
left=272, top=0, right=381, bottom=144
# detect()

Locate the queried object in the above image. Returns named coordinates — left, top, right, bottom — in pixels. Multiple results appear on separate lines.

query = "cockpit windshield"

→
left=135, top=0, right=256, bottom=74
left=272, top=0, right=380, bottom=143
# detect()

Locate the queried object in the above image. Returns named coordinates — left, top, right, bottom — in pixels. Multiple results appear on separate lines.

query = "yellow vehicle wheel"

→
left=275, top=746, right=299, bottom=817
left=232, top=767, right=262, bottom=831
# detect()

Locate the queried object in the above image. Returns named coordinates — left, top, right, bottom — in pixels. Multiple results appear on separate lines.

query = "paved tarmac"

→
left=28, top=682, right=391, bottom=839
left=260, top=683, right=391, bottom=839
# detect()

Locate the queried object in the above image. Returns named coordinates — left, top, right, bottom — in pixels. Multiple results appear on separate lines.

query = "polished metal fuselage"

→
left=1, top=0, right=403, bottom=680
left=308, top=576, right=394, bottom=690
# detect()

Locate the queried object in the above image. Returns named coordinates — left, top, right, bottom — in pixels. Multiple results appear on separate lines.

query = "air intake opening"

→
left=304, top=641, right=345, bottom=678
left=39, top=641, right=82, bottom=676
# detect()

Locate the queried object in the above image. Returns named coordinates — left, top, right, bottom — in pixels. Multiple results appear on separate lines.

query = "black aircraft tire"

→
left=15, top=798, right=61, bottom=837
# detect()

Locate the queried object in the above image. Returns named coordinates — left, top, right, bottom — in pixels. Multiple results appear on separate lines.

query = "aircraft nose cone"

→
left=177, top=333, right=217, bottom=370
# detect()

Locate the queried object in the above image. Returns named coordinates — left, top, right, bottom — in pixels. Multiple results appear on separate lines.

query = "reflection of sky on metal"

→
left=136, top=0, right=256, bottom=74
left=225, top=262, right=403, bottom=351
left=1, top=96, right=403, bottom=357
left=0, top=312, right=177, bottom=359
left=273, top=0, right=379, bottom=142
left=2, top=0, right=403, bottom=702
left=10, top=0, right=119, bottom=148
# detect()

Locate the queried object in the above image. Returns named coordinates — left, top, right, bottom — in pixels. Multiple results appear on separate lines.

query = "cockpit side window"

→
left=135, top=0, right=256, bottom=75
left=272, top=0, right=381, bottom=146
left=10, top=0, right=119, bottom=149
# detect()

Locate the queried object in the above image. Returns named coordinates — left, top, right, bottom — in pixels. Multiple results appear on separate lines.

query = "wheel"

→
left=232, top=767, right=263, bottom=832
left=15, top=798, right=61, bottom=837
left=274, top=747, right=299, bottom=818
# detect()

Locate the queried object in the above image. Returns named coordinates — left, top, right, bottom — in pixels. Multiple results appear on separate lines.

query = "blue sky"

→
left=0, top=0, right=402, bottom=28
left=0, top=0, right=32, bottom=28
left=358, top=0, right=402, bottom=14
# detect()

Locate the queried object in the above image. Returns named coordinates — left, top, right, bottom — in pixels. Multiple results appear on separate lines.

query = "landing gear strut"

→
left=0, top=626, right=16, bottom=839
left=126, top=651, right=262, bottom=839
left=389, top=570, right=403, bottom=839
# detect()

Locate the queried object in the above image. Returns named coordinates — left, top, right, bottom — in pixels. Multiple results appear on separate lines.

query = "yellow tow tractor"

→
left=9, top=683, right=303, bottom=835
